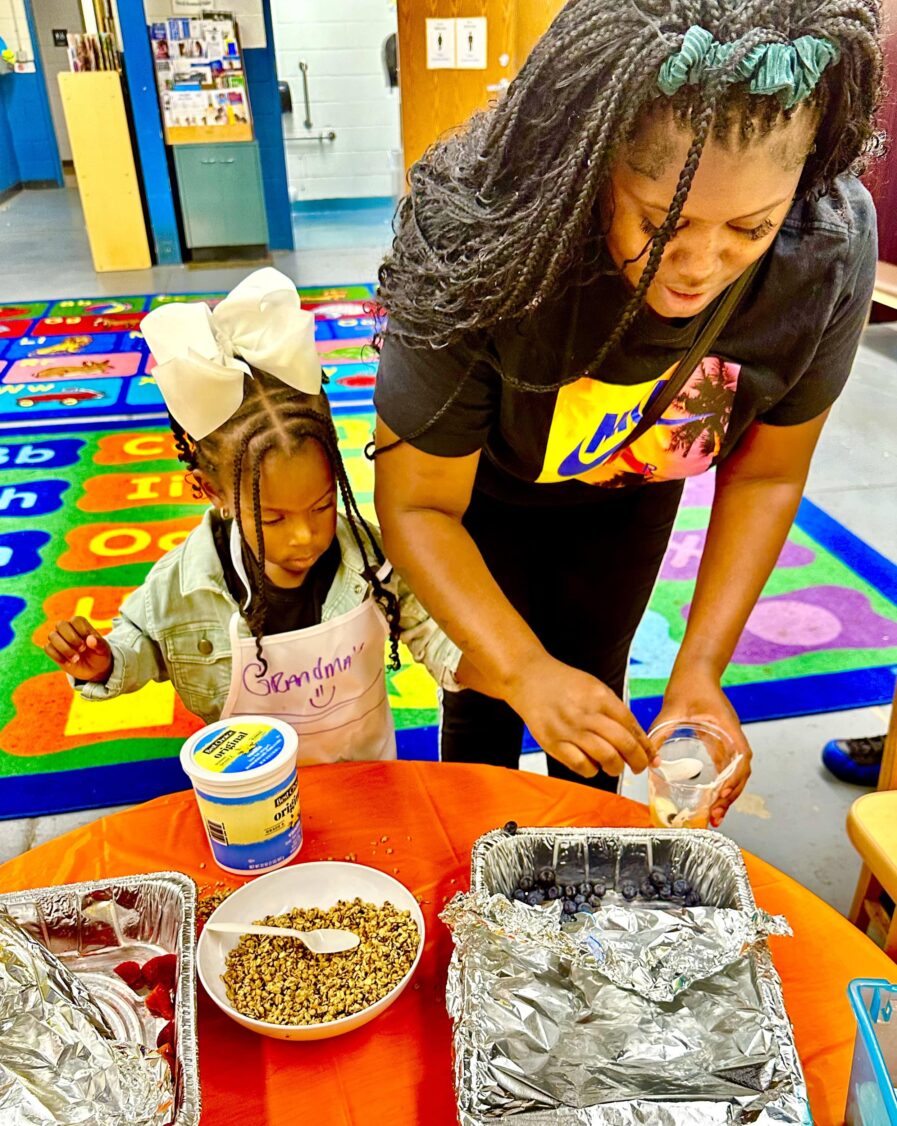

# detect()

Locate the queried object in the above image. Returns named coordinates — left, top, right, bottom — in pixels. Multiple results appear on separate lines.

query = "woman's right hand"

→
left=507, top=654, right=656, bottom=779
left=44, top=617, right=113, bottom=683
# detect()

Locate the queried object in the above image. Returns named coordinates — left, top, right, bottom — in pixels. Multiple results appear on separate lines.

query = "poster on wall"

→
left=148, top=11, right=253, bottom=143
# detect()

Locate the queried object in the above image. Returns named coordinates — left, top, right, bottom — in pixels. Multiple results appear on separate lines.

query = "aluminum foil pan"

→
left=447, top=827, right=809, bottom=1125
left=0, top=872, right=200, bottom=1126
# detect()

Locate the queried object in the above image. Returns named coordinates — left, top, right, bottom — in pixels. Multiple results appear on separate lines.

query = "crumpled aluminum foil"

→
left=0, top=873, right=199, bottom=1125
left=445, top=895, right=791, bottom=1002
left=0, top=908, right=173, bottom=1125
left=575, top=904, right=791, bottom=1002
left=446, top=827, right=810, bottom=1125
left=0, top=898, right=177, bottom=1126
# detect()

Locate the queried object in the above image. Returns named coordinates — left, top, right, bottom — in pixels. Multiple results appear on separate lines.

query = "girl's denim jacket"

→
left=76, top=509, right=462, bottom=723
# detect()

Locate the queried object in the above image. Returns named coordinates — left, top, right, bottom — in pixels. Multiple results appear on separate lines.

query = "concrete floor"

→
left=0, top=185, right=390, bottom=301
left=1, top=185, right=895, bottom=920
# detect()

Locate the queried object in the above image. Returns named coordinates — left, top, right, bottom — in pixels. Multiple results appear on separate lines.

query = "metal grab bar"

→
left=298, top=60, right=313, bottom=129
left=286, top=131, right=336, bottom=143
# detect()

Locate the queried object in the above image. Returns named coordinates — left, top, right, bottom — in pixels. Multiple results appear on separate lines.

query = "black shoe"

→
left=822, top=735, right=884, bottom=786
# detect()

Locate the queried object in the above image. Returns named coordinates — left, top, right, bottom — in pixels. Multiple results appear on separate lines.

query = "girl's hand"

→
left=507, top=654, right=656, bottom=779
left=44, top=617, right=113, bottom=683
left=654, top=673, right=752, bottom=826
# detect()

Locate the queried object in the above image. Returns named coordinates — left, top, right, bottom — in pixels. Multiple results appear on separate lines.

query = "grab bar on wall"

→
left=298, top=60, right=313, bottom=129
left=286, top=131, right=337, bottom=143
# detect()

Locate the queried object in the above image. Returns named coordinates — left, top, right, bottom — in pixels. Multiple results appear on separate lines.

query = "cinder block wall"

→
left=271, top=0, right=401, bottom=203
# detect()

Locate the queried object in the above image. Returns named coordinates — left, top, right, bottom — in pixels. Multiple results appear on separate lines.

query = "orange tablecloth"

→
left=0, top=761, right=891, bottom=1125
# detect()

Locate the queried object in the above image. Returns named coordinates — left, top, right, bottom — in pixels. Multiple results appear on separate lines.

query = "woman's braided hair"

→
left=377, top=0, right=882, bottom=375
left=169, top=369, right=402, bottom=673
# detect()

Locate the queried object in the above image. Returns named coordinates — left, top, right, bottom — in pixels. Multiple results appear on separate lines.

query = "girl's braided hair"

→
left=377, top=0, right=883, bottom=374
left=169, top=369, right=401, bottom=673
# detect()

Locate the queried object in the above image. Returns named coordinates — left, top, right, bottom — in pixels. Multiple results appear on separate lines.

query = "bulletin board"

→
left=148, top=12, right=253, bottom=145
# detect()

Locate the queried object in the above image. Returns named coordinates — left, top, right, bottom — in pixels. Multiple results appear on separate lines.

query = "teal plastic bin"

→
left=847, top=979, right=897, bottom=1125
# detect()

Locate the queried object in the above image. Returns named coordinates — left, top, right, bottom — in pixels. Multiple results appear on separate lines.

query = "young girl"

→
left=41, top=268, right=462, bottom=764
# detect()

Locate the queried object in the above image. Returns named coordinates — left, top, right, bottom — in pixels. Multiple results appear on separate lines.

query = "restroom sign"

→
left=426, top=19, right=455, bottom=69
left=456, top=17, right=487, bottom=69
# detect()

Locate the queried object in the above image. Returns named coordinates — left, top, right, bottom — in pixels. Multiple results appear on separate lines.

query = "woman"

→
left=372, top=0, right=882, bottom=823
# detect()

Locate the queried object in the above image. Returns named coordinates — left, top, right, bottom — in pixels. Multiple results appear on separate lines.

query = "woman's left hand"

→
left=653, top=673, right=752, bottom=827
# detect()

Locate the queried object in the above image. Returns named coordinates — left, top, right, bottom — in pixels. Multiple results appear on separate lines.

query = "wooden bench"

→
left=872, top=259, right=897, bottom=311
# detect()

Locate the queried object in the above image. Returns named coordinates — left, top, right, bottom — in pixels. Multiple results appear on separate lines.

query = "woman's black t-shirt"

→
left=374, top=175, right=876, bottom=505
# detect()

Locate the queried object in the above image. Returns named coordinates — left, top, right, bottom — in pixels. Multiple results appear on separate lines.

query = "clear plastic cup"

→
left=647, top=720, right=738, bottom=829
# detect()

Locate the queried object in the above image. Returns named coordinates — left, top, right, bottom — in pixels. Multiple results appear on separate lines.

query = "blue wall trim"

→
left=117, top=0, right=182, bottom=265
left=292, top=196, right=394, bottom=213
left=242, top=0, right=293, bottom=251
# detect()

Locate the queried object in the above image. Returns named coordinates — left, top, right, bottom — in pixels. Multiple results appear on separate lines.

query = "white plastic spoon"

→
left=657, top=757, right=704, bottom=783
left=206, top=922, right=360, bottom=954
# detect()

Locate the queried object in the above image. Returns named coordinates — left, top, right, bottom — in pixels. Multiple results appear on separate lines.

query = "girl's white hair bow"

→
left=141, top=267, right=322, bottom=440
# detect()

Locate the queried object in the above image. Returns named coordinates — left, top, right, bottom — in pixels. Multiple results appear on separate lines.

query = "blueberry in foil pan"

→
left=0, top=872, right=200, bottom=1126
left=444, top=827, right=810, bottom=1125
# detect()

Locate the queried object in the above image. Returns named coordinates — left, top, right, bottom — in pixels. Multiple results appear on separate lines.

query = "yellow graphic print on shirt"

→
left=536, top=356, right=741, bottom=487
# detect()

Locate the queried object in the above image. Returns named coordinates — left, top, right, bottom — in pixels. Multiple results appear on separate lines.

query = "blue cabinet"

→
left=173, top=141, right=268, bottom=249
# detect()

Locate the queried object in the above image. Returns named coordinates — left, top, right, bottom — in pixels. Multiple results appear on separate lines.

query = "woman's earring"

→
left=221, top=506, right=231, bottom=519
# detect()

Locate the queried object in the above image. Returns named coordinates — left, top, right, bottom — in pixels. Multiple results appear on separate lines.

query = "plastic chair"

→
left=847, top=683, right=897, bottom=959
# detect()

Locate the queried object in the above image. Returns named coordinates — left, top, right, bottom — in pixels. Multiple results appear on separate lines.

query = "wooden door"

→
left=515, top=0, right=564, bottom=65
left=397, top=0, right=566, bottom=172
left=396, top=0, right=525, bottom=174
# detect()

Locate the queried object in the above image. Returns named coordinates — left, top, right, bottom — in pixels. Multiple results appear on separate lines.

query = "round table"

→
left=0, top=761, right=891, bottom=1125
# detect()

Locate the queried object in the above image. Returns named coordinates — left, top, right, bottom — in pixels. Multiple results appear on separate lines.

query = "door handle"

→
left=200, top=159, right=217, bottom=164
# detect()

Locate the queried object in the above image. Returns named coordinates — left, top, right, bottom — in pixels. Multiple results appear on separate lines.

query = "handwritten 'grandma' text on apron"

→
left=220, top=522, right=396, bottom=764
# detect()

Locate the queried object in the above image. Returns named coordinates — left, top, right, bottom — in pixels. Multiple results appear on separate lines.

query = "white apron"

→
left=220, top=522, right=397, bottom=764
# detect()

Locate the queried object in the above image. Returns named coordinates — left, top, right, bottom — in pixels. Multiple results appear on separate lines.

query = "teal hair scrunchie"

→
left=657, top=25, right=715, bottom=97
left=657, top=25, right=840, bottom=110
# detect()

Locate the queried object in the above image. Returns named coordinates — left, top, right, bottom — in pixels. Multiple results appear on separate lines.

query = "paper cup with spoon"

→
left=647, top=720, right=741, bottom=829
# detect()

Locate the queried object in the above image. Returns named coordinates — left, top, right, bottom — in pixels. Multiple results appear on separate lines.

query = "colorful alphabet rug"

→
left=0, top=286, right=378, bottom=430
left=0, top=417, right=895, bottom=819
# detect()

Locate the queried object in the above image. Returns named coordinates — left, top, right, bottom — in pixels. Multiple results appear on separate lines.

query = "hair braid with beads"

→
left=377, top=0, right=882, bottom=372
left=167, top=371, right=402, bottom=674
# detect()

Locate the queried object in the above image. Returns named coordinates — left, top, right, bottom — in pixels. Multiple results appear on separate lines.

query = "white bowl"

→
left=196, top=862, right=425, bottom=1041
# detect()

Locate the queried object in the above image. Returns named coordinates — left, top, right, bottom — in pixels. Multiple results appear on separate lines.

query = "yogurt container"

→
left=180, top=716, right=302, bottom=875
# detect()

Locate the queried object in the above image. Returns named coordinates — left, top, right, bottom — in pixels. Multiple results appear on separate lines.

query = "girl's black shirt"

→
left=210, top=513, right=341, bottom=634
